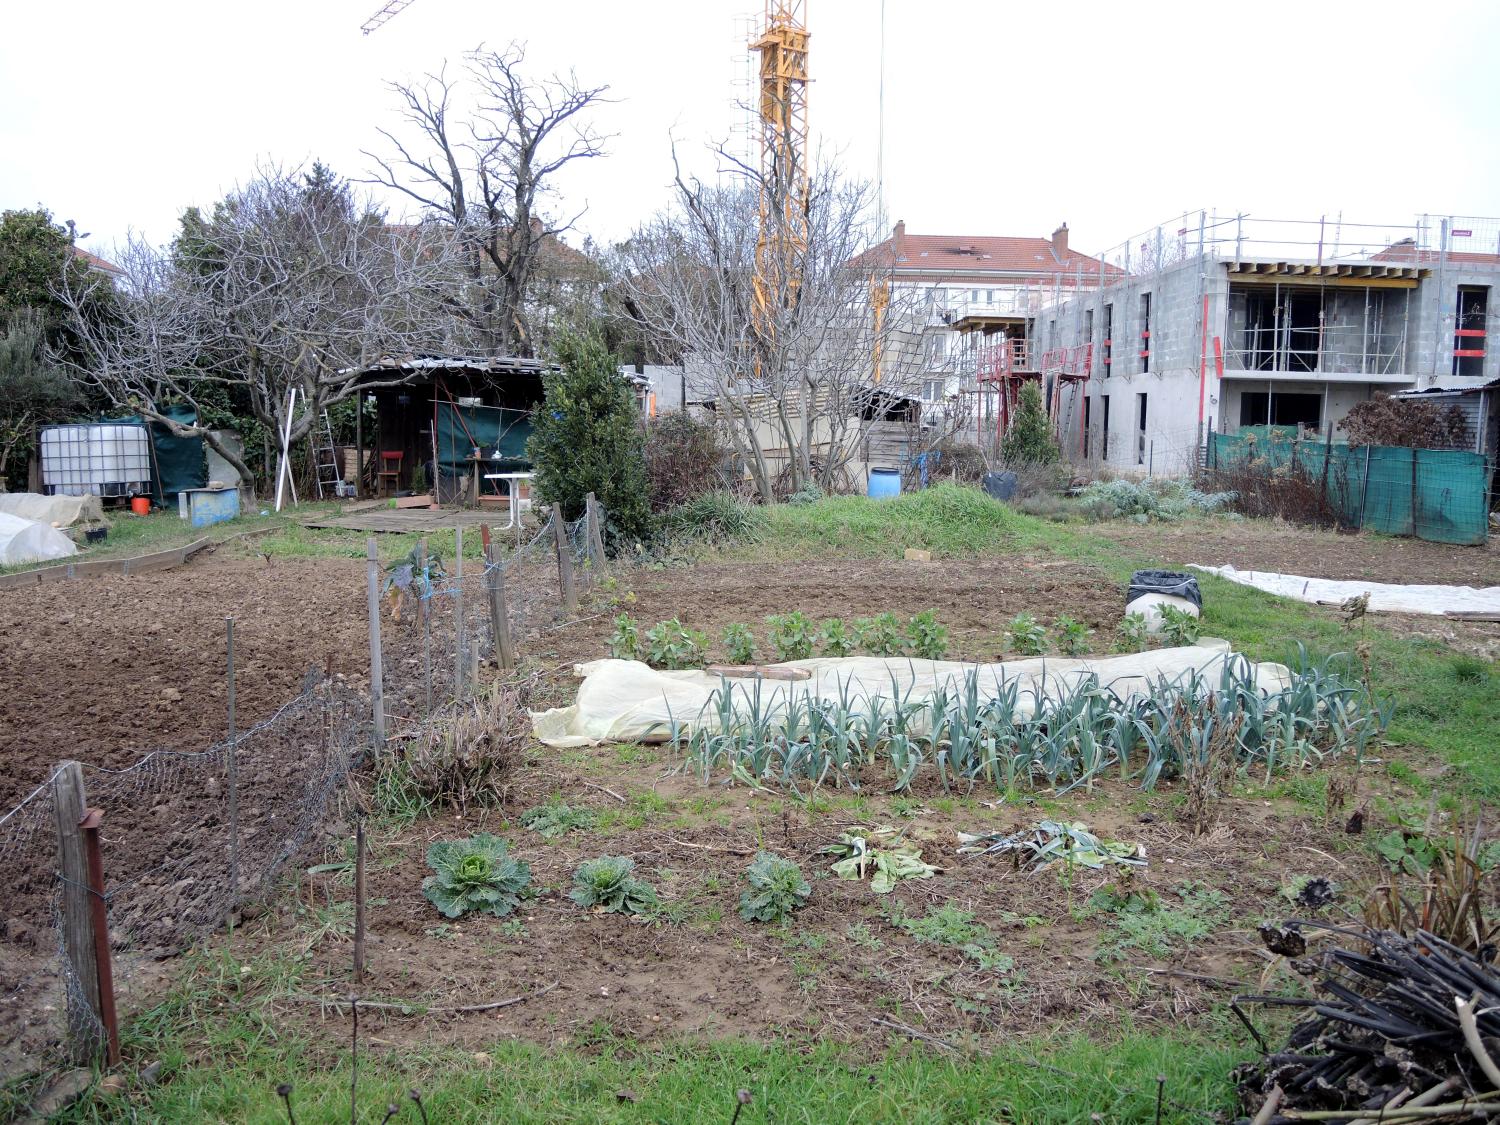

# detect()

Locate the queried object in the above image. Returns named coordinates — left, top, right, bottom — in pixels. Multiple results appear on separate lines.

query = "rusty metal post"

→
left=226, top=616, right=238, bottom=922
left=353, top=817, right=366, bottom=985
left=79, top=809, right=120, bottom=1067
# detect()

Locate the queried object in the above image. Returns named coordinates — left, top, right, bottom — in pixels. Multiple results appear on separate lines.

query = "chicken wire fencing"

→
left=0, top=677, right=369, bottom=1074
left=0, top=504, right=607, bottom=1076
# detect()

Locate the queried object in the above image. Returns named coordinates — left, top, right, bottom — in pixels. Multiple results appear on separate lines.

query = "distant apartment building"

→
left=864, top=221, right=1109, bottom=423
left=1022, top=213, right=1500, bottom=473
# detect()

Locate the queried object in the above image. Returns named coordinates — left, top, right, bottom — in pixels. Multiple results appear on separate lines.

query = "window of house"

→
left=1102, top=303, right=1113, bottom=376
left=923, top=378, right=944, bottom=402
left=971, top=289, right=979, bottom=302
left=1083, top=309, right=1095, bottom=371
left=927, top=334, right=946, bottom=365
left=986, top=289, right=995, bottom=302
left=1139, top=292, right=1152, bottom=373
left=1081, top=397, right=1091, bottom=460
left=1101, top=394, right=1110, bottom=461
left=1454, top=285, right=1489, bottom=377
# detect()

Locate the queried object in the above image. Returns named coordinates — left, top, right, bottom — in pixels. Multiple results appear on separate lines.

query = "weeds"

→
left=886, top=902, right=1016, bottom=973
left=379, top=685, right=525, bottom=814
left=1094, top=883, right=1229, bottom=962
left=608, top=614, right=642, bottom=660
left=519, top=799, right=597, bottom=839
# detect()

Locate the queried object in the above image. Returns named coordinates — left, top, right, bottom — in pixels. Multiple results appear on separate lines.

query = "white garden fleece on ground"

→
left=531, top=641, right=1291, bottom=748
left=1190, top=564, right=1500, bottom=617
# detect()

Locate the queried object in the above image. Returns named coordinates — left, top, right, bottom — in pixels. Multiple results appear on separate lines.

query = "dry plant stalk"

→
left=401, top=684, right=529, bottom=813
left=1362, top=813, right=1498, bottom=954
left=1176, top=697, right=1242, bottom=837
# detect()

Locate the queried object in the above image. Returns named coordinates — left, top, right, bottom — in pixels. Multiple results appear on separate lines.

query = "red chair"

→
left=377, top=450, right=403, bottom=497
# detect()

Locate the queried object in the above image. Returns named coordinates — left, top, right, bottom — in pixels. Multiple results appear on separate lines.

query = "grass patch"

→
left=743, top=483, right=1022, bottom=560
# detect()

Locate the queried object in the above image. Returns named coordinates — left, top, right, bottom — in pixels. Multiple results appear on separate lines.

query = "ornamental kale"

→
left=421, top=833, right=531, bottom=919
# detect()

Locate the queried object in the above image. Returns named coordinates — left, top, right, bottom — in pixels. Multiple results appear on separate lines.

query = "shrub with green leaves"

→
left=767, top=611, right=817, bottom=661
left=818, top=618, right=855, bottom=657
left=854, top=612, right=907, bottom=657
left=526, top=327, right=653, bottom=547
left=722, top=622, right=757, bottom=665
left=1158, top=605, right=1202, bottom=646
left=608, top=614, right=641, bottom=660
left=519, top=800, right=596, bottom=839
left=422, top=834, right=531, bottom=919
left=737, top=852, right=812, bottom=923
left=1055, top=615, right=1092, bottom=656
left=569, top=856, right=658, bottom=915
left=645, top=618, right=706, bottom=669
left=1005, top=612, right=1047, bottom=656
left=906, top=610, right=949, bottom=660
left=1000, top=381, right=1059, bottom=465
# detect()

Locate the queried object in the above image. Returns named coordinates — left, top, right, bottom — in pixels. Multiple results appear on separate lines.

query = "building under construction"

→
left=1007, top=212, right=1500, bottom=473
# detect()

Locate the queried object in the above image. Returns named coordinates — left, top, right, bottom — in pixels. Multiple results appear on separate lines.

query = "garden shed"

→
left=351, top=355, right=546, bottom=502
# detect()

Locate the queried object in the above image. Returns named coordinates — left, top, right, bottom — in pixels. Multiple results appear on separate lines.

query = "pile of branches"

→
left=1235, top=923, right=1500, bottom=1123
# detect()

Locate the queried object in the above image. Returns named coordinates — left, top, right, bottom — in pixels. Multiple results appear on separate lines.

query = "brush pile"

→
left=1235, top=923, right=1500, bottom=1123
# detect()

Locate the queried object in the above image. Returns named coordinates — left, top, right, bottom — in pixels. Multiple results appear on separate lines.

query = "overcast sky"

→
left=5, top=0, right=1499, bottom=263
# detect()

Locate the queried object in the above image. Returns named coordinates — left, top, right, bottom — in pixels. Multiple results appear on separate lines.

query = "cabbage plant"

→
left=422, top=833, right=531, bottom=918
left=570, top=856, right=658, bottom=914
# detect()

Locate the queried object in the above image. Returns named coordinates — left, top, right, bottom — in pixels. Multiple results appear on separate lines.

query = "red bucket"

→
left=130, top=496, right=151, bottom=516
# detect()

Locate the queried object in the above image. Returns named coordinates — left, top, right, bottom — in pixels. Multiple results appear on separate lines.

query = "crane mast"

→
left=749, top=1, right=810, bottom=360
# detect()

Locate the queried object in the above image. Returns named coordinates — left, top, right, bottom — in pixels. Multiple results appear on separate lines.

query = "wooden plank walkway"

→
left=302, top=508, right=528, bottom=534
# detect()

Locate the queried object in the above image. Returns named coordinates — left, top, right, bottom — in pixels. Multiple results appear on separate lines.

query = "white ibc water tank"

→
left=40, top=423, right=152, bottom=497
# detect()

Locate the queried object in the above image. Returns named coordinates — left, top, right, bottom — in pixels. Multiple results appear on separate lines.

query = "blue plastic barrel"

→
left=868, top=468, right=901, bottom=499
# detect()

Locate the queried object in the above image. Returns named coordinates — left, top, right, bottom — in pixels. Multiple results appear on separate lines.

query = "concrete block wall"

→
left=1038, top=255, right=1224, bottom=475
left=1406, top=264, right=1500, bottom=388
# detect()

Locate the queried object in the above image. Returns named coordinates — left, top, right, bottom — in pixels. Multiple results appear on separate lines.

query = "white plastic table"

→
left=481, top=471, right=534, bottom=530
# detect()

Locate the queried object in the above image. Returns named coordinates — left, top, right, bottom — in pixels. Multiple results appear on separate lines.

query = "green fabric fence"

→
left=1209, top=429, right=1491, bottom=545
left=433, top=401, right=533, bottom=501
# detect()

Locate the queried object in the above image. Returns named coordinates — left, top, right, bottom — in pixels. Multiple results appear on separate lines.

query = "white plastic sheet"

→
left=0, top=512, right=78, bottom=566
left=531, top=641, right=1292, bottom=748
left=0, top=492, right=102, bottom=527
left=1189, top=564, right=1500, bottom=617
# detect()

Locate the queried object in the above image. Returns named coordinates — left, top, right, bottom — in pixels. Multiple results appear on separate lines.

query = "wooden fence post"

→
left=454, top=526, right=466, bottom=699
left=585, top=492, right=607, bottom=574
left=364, top=539, right=385, bottom=748
left=480, top=525, right=516, bottom=671
left=225, top=616, right=238, bottom=922
left=53, top=761, right=104, bottom=1063
left=552, top=503, right=577, bottom=616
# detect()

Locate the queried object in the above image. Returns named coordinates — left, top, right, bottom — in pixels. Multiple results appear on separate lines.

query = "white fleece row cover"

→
left=531, top=642, right=1291, bottom=749
left=0, top=512, right=78, bottom=566
left=1189, top=564, right=1500, bottom=617
left=0, top=492, right=103, bottom=527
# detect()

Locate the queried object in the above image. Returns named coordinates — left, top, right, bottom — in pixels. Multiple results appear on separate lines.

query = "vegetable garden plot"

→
left=533, top=643, right=1387, bottom=795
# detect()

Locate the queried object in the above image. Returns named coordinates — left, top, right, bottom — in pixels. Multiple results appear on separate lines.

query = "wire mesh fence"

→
left=0, top=503, right=606, bottom=1077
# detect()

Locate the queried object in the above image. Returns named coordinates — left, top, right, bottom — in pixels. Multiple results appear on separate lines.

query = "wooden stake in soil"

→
left=79, top=809, right=120, bottom=1067
left=417, top=537, right=431, bottom=717
left=480, top=526, right=516, bottom=672
left=551, top=503, right=577, bottom=616
left=364, top=539, right=386, bottom=747
left=584, top=492, right=607, bottom=575
left=53, top=761, right=103, bottom=1063
left=453, top=526, right=466, bottom=699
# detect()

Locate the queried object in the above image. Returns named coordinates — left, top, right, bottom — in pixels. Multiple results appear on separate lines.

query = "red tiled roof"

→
left=70, top=245, right=123, bottom=277
left=1371, top=241, right=1500, bottom=267
left=867, top=229, right=1109, bottom=277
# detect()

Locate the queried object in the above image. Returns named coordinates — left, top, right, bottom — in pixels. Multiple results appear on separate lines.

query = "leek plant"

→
left=674, top=653, right=1386, bottom=798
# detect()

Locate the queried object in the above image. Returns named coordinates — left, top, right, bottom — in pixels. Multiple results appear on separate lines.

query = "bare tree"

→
left=616, top=148, right=922, bottom=500
left=365, top=43, right=610, bottom=356
left=56, top=166, right=459, bottom=488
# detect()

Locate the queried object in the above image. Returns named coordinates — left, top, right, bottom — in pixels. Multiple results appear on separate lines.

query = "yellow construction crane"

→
left=361, top=0, right=419, bottom=34
left=749, top=1, right=810, bottom=358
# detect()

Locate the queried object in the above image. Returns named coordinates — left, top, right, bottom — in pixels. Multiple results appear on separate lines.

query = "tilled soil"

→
left=0, top=552, right=369, bottom=808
